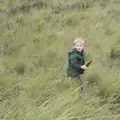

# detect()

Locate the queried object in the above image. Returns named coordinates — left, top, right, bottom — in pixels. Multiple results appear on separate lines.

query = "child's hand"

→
left=81, top=65, right=87, bottom=70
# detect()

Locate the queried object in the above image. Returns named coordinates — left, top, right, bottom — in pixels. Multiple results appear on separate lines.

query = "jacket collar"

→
left=73, top=48, right=83, bottom=55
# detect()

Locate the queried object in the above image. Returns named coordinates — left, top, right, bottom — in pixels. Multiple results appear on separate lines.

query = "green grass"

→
left=1, top=0, right=120, bottom=120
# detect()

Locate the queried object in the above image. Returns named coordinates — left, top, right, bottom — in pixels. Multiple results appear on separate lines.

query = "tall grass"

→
left=1, top=0, right=120, bottom=120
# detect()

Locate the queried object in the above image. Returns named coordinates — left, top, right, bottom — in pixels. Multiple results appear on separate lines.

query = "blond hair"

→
left=73, top=38, right=85, bottom=45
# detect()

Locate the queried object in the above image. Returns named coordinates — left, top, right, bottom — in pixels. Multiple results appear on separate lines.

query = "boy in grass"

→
left=67, top=38, right=87, bottom=90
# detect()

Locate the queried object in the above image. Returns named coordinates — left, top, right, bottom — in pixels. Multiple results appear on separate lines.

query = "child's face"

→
left=75, top=42, right=84, bottom=52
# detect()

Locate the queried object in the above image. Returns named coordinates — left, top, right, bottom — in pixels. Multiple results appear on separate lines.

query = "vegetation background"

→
left=0, top=0, right=120, bottom=120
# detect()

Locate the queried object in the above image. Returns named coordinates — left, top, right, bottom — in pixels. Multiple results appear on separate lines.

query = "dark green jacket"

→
left=67, top=48, right=85, bottom=77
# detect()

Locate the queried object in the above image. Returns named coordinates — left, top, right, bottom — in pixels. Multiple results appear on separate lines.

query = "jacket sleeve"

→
left=69, top=55, right=82, bottom=69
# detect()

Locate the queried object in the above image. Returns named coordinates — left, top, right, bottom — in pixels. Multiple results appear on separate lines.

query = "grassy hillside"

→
left=1, top=0, right=120, bottom=120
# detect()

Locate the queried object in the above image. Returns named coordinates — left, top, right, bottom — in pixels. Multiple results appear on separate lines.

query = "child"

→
left=67, top=38, right=87, bottom=90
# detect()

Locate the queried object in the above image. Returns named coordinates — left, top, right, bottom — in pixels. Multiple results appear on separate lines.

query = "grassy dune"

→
left=0, top=0, right=120, bottom=120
